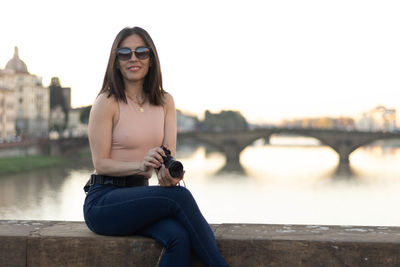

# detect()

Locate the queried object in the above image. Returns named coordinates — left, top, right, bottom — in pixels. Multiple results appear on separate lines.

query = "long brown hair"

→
left=99, top=27, right=165, bottom=105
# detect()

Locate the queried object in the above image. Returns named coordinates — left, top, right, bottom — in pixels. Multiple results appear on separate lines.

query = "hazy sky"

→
left=1, top=0, right=399, bottom=124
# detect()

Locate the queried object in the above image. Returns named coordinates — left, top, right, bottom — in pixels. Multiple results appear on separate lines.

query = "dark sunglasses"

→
left=117, top=47, right=151, bottom=61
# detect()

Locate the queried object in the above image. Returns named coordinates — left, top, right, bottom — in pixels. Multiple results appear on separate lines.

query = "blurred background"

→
left=0, top=0, right=400, bottom=226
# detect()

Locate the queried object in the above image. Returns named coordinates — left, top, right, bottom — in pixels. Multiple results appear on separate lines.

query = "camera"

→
left=158, top=146, right=184, bottom=178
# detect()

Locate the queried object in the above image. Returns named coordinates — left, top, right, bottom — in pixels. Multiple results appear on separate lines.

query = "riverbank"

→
left=0, top=149, right=92, bottom=176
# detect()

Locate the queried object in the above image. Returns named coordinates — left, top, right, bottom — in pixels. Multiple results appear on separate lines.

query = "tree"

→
left=79, top=106, right=92, bottom=124
left=201, top=110, right=248, bottom=131
left=49, top=77, right=70, bottom=130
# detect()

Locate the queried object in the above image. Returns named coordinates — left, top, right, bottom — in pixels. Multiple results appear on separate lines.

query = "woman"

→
left=83, top=26, right=229, bottom=267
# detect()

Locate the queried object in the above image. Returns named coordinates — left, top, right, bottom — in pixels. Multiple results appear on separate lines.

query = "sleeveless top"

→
left=110, top=98, right=165, bottom=161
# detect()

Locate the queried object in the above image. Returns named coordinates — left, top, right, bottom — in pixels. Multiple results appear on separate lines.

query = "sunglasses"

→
left=117, top=47, right=151, bottom=61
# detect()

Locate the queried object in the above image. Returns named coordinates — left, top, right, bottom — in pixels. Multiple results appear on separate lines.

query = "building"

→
left=177, top=109, right=198, bottom=132
left=280, top=117, right=355, bottom=130
left=49, top=77, right=71, bottom=132
left=0, top=80, right=16, bottom=140
left=0, top=47, right=49, bottom=138
left=357, top=106, right=397, bottom=132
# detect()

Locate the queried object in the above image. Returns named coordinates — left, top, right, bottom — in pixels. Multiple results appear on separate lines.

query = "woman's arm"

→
left=161, top=93, right=178, bottom=156
left=88, top=93, right=147, bottom=176
left=157, top=93, right=185, bottom=186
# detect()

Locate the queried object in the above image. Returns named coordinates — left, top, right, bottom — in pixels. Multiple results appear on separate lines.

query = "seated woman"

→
left=83, top=26, right=229, bottom=267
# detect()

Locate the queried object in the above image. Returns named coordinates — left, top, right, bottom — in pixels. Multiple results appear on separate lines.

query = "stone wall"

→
left=1, top=220, right=400, bottom=266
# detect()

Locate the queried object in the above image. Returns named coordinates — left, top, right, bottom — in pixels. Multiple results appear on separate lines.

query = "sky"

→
left=1, top=0, right=399, bottom=124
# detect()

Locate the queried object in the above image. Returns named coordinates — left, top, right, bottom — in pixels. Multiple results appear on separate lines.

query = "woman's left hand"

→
left=157, top=164, right=185, bottom=187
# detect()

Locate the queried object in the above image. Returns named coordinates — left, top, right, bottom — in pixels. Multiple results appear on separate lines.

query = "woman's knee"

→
left=147, top=219, right=191, bottom=251
left=175, top=223, right=190, bottom=241
left=173, top=186, right=194, bottom=202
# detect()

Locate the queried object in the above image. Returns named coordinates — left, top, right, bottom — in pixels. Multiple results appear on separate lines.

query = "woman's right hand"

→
left=141, top=147, right=166, bottom=172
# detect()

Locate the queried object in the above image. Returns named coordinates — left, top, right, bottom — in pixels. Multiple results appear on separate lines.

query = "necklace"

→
left=127, top=94, right=145, bottom=112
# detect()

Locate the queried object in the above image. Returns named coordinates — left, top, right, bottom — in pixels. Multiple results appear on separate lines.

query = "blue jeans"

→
left=83, top=184, right=229, bottom=267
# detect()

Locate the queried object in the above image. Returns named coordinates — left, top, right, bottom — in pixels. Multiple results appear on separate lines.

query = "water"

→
left=1, top=136, right=400, bottom=226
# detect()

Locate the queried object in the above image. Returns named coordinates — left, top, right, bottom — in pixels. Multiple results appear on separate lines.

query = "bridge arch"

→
left=178, top=129, right=400, bottom=171
left=268, top=133, right=321, bottom=146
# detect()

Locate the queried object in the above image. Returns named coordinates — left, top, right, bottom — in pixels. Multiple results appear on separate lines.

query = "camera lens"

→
left=168, top=160, right=184, bottom=178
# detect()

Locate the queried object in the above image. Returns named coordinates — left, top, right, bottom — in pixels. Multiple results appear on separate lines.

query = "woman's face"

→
left=117, top=34, right=151, bottom=84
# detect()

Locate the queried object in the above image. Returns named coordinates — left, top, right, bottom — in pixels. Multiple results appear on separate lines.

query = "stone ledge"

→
left=1, top=220, right=400, bottom=266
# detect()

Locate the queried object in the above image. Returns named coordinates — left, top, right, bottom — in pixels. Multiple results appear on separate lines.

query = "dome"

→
left=5, top=47, right=29, bottom=74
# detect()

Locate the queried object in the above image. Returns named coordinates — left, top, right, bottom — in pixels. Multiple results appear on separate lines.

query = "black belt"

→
left=84, top=174, right=148, bottom=193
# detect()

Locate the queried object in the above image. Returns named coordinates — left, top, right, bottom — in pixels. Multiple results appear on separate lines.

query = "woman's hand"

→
left=157, top=164, right=185, bottom=187
left=141, top=147, right=166, bottom=172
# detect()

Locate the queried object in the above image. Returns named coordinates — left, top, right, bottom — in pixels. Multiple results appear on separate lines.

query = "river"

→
left=1, top=136, right=400, bottom=226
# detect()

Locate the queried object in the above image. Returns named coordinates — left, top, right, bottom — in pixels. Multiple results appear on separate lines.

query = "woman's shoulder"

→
left=92, top=92, right=119, bottom=114
left=162, top=92, right=175, bottom=109
left=94, top=93, right=118, bottom=106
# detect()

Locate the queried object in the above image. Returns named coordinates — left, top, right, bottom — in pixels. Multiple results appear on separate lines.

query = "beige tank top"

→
left=110, top=98, right=165, bottom=161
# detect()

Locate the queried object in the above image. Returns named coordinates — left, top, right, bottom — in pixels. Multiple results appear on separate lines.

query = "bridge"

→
left=178, top=127, right=400, bottom=171
left=1, top=128, right=399, bottom=172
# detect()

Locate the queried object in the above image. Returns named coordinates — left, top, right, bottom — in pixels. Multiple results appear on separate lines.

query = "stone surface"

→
left=28, top=235, right=163, bottom=267
left=0, top=220, right=53, bottom=267
left=214, top=224, right=400, bottom=266
left=26, top=221, right=163, bottom=267
left=1, top=220, right=400, bottom=266
left=0, top=236, right=26, bottom=267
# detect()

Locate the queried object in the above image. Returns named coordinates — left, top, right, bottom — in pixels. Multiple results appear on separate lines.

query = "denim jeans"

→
left=83, top=184, right=229, bottom=267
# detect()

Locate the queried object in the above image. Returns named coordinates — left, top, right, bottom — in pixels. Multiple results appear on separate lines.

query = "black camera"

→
left=159, top=146, right=184, bottom=178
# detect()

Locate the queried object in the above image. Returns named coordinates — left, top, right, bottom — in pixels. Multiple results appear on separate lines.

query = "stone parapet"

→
left=1, top=220, right=400, bottom=266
